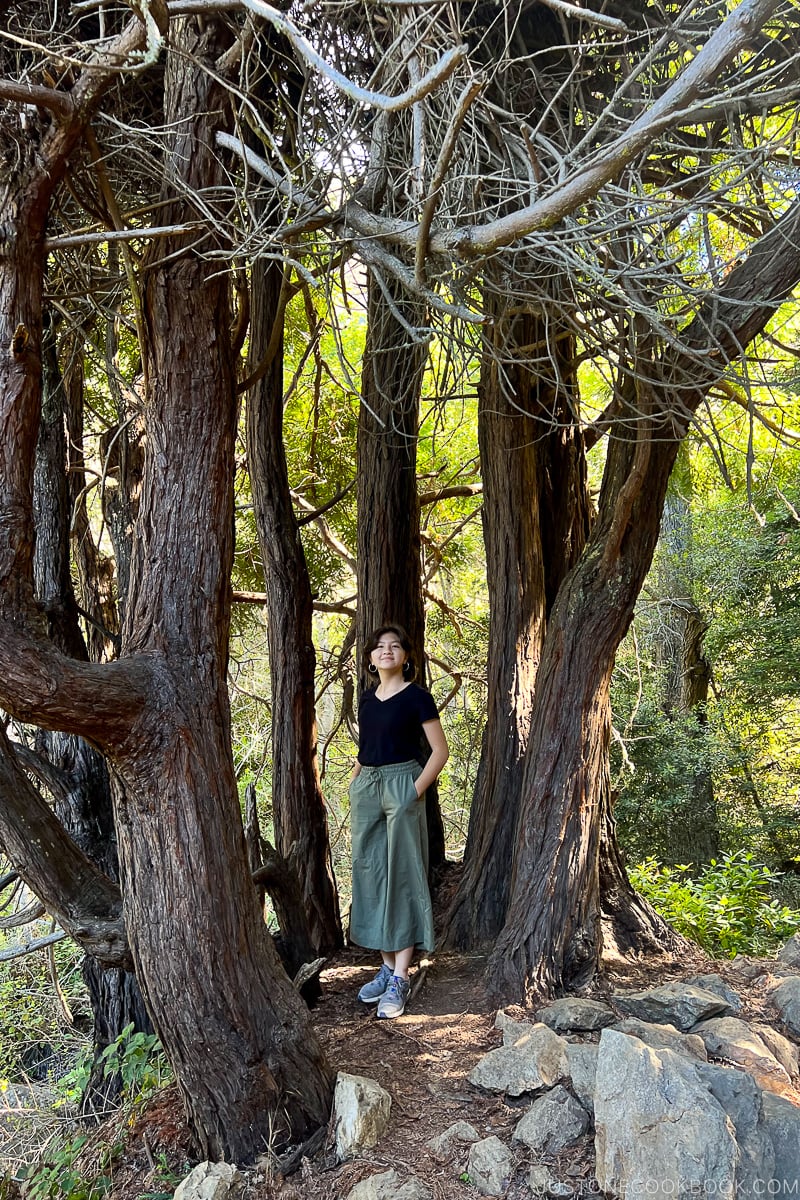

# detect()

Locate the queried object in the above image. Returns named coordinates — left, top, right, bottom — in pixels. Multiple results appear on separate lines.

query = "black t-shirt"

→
left=357, top=683, right=439, bottom=766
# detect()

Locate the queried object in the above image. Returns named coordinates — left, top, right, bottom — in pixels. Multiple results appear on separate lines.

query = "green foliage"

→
left=0, top=933, right=89, bottom=1083
left=17, top=1029, right=173, bottom=1200
left=20, top=1135, right=113, bottom=1200
left=95, top=1024, right=171, bottom=1100
left=612, top=427, right=800, bottom=872
left=629, top=851, right=800, bottom=957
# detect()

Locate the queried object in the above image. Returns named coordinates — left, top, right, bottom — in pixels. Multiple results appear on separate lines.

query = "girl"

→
left=349, top=624, right=449, bottom=1018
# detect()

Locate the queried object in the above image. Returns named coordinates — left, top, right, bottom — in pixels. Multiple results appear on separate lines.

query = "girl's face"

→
left=371, top=634, right=408, bottom=673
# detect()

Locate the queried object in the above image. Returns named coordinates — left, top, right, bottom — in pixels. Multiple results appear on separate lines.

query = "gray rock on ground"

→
left=696, top=1063, right=775, bottom=1198
left=777, top=932, right=800, bottom=968
left=752, top=1023, right=799, bottom=1079
left=693, top=1016, right=793, bottom=1092
left=467, top=1135, right=514, bottom=1197
left=686, top=974, right=743, bottom=1012
left=768, top=976, right=800, bottom=1040
left=761, top=1091, right=800, bottom=1195
left=173, top=1163, right=241, bottom=1200
left=528, top=1164, right=574, bottom=1197
left=612, top=1017, right=708, bottom=1061
left=426, top=1120, right=480, bottom=1160
left=594, top=1029, right=738, bottom=1200
left=565, top=1042, right=598, bottom=1112
left=334, top=1071, right=392, bottom=1161
left=612, top=981, right=733, bottom=1031
left=535, top=997, right=616, bottom=1032
left=512, top=1084, right=590, bottom=1154
left=470, top=1022, right=569, bottom=1096
left=495, top=1010, right=534, bottom=1045
left=345, top=1169, right=432, bottom=1200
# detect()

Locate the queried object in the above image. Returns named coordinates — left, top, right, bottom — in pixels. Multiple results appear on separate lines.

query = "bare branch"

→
left=536, top=0, right=629, bottom=32
left=415, top=77, right=483, bottom=283
left=435, top=0, right=788, bottom=257
left=0, top=899, right=45, bottom=930
left=45, top=222, right=204, bottom=249
left=0, top=79, right=73, bottom=117
left=239, top=0, right=467, bottom=111
left=0, top=930, right=67, bottom=963
left=295, top=479, right=355, bottom=526
left=291, top=491, right=357, bottom=572
left=419, top=482, right=483, bottom=505
left=216, top=132, right=483, bottom=323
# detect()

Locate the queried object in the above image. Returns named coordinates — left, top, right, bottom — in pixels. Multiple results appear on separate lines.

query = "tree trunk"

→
left=444, top=301, right=588, bottom=947
left=247, top=248, right=342, bottom=955
left=486, top=404, right=681, bottom=1001
left=655, top=456, right=718, bottom=864
left=486, top=199, right=800, bottom=1002
left=34, top=327, right=151, bottom=1112
left=62, top=336, right=120, bottom=662
left=0, top=15, right=334, bottom=1161
left=356, top=272, right=445, bottom=868
left=599, top=782, right=689, bottom=956
left=108, top=19, right=333, bottom=1157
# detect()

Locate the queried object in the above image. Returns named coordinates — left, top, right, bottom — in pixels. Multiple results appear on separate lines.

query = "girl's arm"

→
left=414, top=719, right=449, bottom=797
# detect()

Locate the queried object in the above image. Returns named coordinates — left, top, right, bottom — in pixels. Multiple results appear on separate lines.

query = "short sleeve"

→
left=414, top=686, right=439, bottom=724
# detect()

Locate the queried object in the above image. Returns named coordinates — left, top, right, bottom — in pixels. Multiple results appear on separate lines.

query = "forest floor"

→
left=19, top=875, right=795, bottom=1200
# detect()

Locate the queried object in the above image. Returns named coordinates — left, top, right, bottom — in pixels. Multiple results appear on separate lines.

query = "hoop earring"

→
left=402, top=661, right=411, bottom=676
left=368, top=663, right=378, bottom=675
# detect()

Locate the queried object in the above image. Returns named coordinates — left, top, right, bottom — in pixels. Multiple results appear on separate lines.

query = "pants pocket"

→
left=404, top=769, right=420, bottom=809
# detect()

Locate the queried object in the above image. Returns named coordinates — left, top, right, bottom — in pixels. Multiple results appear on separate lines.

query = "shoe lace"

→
left=388, top=976, right=407, bottom=998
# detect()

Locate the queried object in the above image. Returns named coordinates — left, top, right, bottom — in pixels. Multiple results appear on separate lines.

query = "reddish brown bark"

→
left=444, top=300, right=589, bottom=948
left=247, top=252, right=342, bottom=954
left=33, top=325, right=152, bottom=1107
left=487, top=201, right=800, bottom=1002
left=356, top=273, right=446, bottom=867
left=0, top=15, right=333, bottom=1161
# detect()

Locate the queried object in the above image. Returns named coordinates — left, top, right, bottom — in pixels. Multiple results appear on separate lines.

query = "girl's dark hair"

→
left=362, top=624, right=417, bottom=682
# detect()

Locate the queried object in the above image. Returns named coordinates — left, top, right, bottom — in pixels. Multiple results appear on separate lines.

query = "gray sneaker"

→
left=357, top=962, right=393, bottom=1004
left=376, top=975, right=411, bottom=1019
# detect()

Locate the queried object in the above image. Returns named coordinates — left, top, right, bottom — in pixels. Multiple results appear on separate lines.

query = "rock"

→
left=594, top=1030, right=738, bottom=1199
left=426, top=1120, right=480, bottom=1160
left=761, top=1091, right=800, bottom=1195
left=753, top=1023, right=799, bottom=1079
left=777, top=932, right=800, bottom=968
left=467, top=1135, right=514, bottom=1197
left=512, top=1085, right=590, bottom=1154
left=495, top=1010, right=534, bottom=1045
left=686, top=974, right=743, bottom=1013
left=173, top=1163, right=240, bottom=1200
left=345, top=1169, right=431, bottom=1200
left=470, top=1023, right=569, bottom=1096
left=334, top=1072, right=392, bottom=1161
left=565, top=1043, right=598, bottom=1112
left=612, top=1017, right=708, bottom=1061
left=528, top=1164, right=573, bottom=1196
left=732, top=956, right=766, bottom=981
left=612, top=982, right=732, bottom=1031
left=694, top=1017, right=793, bottom=1095
left=768, top=976, right=800, bottom=1039
left=696, top=1064, right=775, bottom=1198
left=535, top=997, right=615, bottom=1032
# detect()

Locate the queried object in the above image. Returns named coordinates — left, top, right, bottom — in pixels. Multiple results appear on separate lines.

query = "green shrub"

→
left=629, top=850, right=800, bottom=957
left=19, top=1028, right=173, bottom=1200
left=20, top=1136, right=113, bottom=1200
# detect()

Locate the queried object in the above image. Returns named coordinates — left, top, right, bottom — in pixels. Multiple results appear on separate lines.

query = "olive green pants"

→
left=349, top=761, right=434, bottom=954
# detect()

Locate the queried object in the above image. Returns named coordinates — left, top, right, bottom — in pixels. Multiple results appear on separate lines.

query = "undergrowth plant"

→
left=630, top=850, right=800, bottom=957
left=17, top=1026, right=173, bottom=1200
